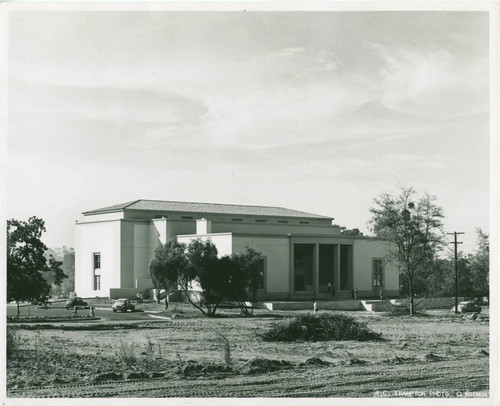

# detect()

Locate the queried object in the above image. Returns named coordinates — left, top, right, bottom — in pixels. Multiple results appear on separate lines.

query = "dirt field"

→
left=6, top=307, right=490, bottom=398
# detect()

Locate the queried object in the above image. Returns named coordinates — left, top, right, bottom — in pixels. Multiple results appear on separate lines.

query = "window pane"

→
left=93, top=253, right=101, bottom=269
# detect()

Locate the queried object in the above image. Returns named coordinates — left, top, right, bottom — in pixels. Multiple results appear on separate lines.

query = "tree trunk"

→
left=179, top=283, right=206, bottom=315
left=408, top=273, right=414, bottom=316
left=16, top=301, right=20, bottom=318
left=239, top=301, right=250, bottom=316
left=156, top=282, right=161, bottom=304
left=251, top=288, right=257, bottom=315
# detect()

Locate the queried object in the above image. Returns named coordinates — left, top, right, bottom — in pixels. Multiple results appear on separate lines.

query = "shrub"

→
left=260, top=313, right=382, bottom=342
left=118, top=339, right=137, bottom=366
left=6, top=328, right=23, bottom=359
left=214, top=331, right=232, bottom=368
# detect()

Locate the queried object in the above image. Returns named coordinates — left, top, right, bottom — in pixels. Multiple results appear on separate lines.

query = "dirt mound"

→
left=51, top=377, right=69, bottom=385
left=181, top=362, right=232, bottom=376
left=124, top=371, right=150, bottom=380
left=472, top=349, right=489, bottom=357
left=423, top=353, right=444, bottom=362
left=344, top=358, right=368, bottom=365
left=150, top=372, right=166, bottom=378
left=92, top=372, right=123, bottom=383
left=301, top=357, right=331, bottom=366
left=381, top=356, right=415, bottom=364
left=239, top=358, right=293, bottom=375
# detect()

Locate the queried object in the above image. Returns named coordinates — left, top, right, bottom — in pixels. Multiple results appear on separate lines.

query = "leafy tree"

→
left=231, top=247, right=264, bottom=314
left=59, top=248, right=75, bottom=296
left=149, top=238, right=265, bottom=317
left=422, top=257, right=455, bottom=297
left=7, top=217, right=67, bottom=317
left=45, top=246, right=75, bottom=297
left=197, top=255, right=238, bottom=316
left=468, top=229, right=489, bottom=299
left=186, top=239, right=221, bottom=316
left=149, top=238, right=188, bottom=304
left=447, top=229, right=489, bottom=300
left=369, top=186, right=445, bottom=314
left=340, top=227, right=363, bottom=236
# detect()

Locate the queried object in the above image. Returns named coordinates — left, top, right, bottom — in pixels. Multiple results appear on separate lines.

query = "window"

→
left=299, top=221, right=310, bottom=224
left=231, top=218, right=243, bottom=222
left=93, top=252, right=101, bottom=291
left=181, top=216, right=193, bottom=220
left=373, top=259, right=383, bottom=287
left=255, top=219, right=267, bottom=223
left=94, top=275, right=101, bottom=290
left=93, top=253, right=101, bottom=270
left=278, top=220, right=288, bottom=224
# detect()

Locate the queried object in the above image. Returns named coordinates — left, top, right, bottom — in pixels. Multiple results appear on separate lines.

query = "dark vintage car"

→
left=112, top=298, right=135, bottom=313
left=65, top=297, right=88, bottom=309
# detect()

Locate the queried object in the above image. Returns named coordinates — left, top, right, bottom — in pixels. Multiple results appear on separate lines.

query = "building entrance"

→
left=293, top=244, right=314, bottom=292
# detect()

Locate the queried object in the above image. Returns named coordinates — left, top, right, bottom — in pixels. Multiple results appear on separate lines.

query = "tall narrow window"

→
left=93, top=252, right=101, bottom=290
left=94, top=274, right=101, bottom=290
left=373, top=259, right=383, bottom=287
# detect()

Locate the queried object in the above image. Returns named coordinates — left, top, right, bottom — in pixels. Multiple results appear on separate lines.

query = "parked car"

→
left=112, top=298, right=135, bottom=313
left=65, top=297, right=88, bottom=309
left=453, top=301, right=482, bottom=313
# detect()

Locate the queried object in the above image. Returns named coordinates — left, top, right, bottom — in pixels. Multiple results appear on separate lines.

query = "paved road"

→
left=6, top=303, right=159, bottom=322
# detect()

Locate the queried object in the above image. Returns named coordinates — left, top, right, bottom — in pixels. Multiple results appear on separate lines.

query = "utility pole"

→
left=448, top=232, right=464, bottom=314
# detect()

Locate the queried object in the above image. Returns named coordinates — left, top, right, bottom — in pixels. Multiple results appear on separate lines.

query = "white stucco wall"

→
left=232, top=235, right=290, bottom=295
left=120, top=221, right=152, bottom=289
left=81, top=212, right=124, bottom=221
left=177, top=233, right=233, bottom=257
left=211, top=220, right=340, bottom=236
left=166, top=219, right=197, bottom=240
left=352, top=239, right=398, bottom=292
left=121, top=210, right=333, bottom=227
left=151, top=218, right=167, bottom=245
left=75, top=220, right=122, bottom=298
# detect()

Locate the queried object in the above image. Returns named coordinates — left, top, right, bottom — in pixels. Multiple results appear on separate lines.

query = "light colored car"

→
left=453, top=301, right=481, bottom=313
left=112, top=298, right=135, bottom=313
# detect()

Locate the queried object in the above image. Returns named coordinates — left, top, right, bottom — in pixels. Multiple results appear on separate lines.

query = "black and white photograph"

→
left=2, top=1, right=498, bottom=401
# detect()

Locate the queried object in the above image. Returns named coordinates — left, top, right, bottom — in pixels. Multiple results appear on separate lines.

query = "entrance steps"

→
left=360, top=300, right=396, bottom=312
left=262, top=300, right=363, bottom=311
left=262, top=299, right=400, bottom=312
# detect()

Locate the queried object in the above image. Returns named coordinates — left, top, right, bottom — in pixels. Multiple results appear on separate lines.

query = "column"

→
left=313, top=244, right=319, bottom=296
left=335, top=244, right=341, bottom=295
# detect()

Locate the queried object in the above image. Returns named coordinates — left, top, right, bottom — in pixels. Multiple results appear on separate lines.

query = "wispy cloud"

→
left=6, top=10, right=490, bottom=253
left=372, top=44, right=489, bottom=117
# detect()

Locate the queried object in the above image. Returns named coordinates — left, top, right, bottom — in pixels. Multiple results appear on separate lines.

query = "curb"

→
left=148, top=314, right=172, bottom=320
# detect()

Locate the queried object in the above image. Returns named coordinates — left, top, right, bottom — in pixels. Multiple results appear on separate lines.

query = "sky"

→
left=5, top=9, right=492, bottom=254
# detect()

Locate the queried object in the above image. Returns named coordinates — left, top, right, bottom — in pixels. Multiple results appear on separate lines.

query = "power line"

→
left=448, top=232, right=464, bottom=314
